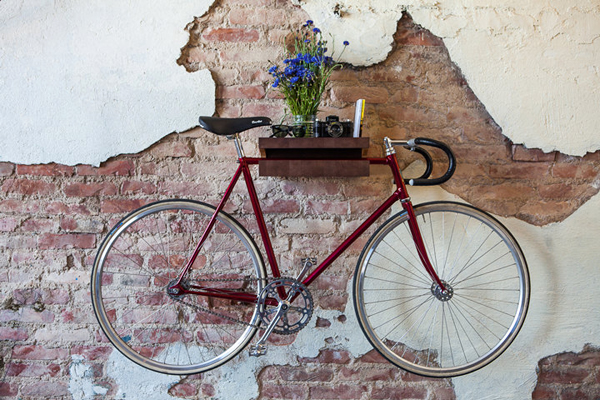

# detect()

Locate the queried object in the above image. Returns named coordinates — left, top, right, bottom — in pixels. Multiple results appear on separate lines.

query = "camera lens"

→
left=326, top=122, right=343, bottom=137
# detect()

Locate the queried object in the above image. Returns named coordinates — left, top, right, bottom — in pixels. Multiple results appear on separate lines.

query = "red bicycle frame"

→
left=168, top=139, right=445, bottom=303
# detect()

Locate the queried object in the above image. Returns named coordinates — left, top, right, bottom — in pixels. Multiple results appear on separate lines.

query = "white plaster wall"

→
left=0, top=0, right=215, bottom=166
left=297, top=0, right=600, bottom=156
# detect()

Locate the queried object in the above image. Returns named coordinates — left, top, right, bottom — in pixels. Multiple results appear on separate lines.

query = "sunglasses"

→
left=270, top=125, right=308, bottom=138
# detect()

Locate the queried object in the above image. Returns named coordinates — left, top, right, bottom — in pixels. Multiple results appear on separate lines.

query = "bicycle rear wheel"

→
left=91, top=200, right=266, bottom=375
left=353, top=201, right=529, bottom=377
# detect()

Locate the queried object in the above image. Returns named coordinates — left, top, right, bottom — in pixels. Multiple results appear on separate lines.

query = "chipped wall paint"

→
left=0, top=0, right=215, bottom=166
left=297, top=0, right=600, bottom=156
left=70, top=351, right=182, bottom=400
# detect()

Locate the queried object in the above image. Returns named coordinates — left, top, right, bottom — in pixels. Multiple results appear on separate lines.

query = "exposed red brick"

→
left=339, top=366, right=396, bottom=381
left=12, top=345, right=69, bottom=360
left=269, top=365, right=334, bottom=382
left=64, top=182, right=118, bottom=197
left=12, top=288, right=70, bottom=305
left=371, top=386, right=428, bottom=400
left=203, top=28, right=260, bottom=42
left=150, top=140, right=194, bottom=158
left=39, top=233, right=96, bottom=249
left=0, top=327, right=29, bottom=340
left=0, top=161, right=14, bottom=175
left=300, top=349, right=352, bottom=364
left=395, top=25, right=444, bottom=47
left=243, top=198, right=300, bottom=214
left=218, top=85, right=266, bottom=99
left=0, top=382, right=18, bottom=397
left=512, top=145, right=557, bottom=162
left=331, top=86, right=389, bottom=104
left=358, top=349, right=389, bottom=363
left=1, top=179, right=57, bottom=195
left=260, top=383, right=307, bottom=399
left=5, top=362, right=62, bottom=377
left=309, top=384, right=367, bottom=399
left=318, top=293, right=348, bottom=311
left=16, top=163, right=74, bottom=176
left=76, top=159, right=135, bottom=176
left=21, top=381, right=69, bottom=397
left=121, top=180, right=157, bottom=195
left=100, top=198, right=147, bottom=213
left=168, top=382, right=198, bottom=398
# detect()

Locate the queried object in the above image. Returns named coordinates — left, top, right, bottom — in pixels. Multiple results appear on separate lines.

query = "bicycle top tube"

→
left=189, top=115, right=455, bottom=291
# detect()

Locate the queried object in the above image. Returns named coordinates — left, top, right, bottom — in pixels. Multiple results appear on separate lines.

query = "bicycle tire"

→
left=353, top=201, right=529, bottom=377
left=91, top=199, right=266, bottom=375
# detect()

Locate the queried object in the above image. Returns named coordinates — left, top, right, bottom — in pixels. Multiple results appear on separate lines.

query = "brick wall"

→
left=1, top=0, right=598, bottom=398
left=532, top=345, right=600, bottom=400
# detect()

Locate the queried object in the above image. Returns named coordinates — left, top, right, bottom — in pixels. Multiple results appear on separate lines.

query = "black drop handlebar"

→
left=395, top=137, right=456, bottom=186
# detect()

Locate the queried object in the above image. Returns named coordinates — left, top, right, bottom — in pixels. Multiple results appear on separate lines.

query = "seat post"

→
left=230, top=134, right=246, bottom=159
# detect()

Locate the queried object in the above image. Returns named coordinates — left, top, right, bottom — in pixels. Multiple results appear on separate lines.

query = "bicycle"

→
left=90, top=116, right=530, bottom=378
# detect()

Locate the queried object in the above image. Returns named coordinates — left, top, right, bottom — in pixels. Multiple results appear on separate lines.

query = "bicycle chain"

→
left=168, top=276, right=271, bottom=329
left=169, top=276, right=313, bottom=334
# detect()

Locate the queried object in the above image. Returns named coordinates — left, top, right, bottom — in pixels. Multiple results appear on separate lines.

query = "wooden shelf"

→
left=258, top=137, right=370, bottom=177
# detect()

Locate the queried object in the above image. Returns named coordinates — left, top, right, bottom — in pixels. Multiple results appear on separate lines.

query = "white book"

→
left=353, top=99, right=365, bottom=137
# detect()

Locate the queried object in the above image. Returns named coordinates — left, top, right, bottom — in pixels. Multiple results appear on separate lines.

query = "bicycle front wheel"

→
left=91, top=200, right=266, bottom=375
left=353, top=201, right=529, bottom=377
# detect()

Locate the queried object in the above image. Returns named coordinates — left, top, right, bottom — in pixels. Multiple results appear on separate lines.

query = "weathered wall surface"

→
left=298, top=0, right=600, bottom=156
left=1, top=0, right=600, bottom=399
left=0, top=0, right=215, bottom=166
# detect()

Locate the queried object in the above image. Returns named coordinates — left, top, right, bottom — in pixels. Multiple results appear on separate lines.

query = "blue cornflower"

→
left=306, top=20, right=313, bottom=25
left=268, top=65, right=278, bottom=74
left=272, top=78, right=280, bottom=88
left=343, top=40, right=349, bottom=46
left=313, top=28, right=321, bottom=34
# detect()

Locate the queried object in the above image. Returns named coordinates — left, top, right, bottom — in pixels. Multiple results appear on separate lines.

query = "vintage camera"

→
left=314, top=115, right=353, bottom=138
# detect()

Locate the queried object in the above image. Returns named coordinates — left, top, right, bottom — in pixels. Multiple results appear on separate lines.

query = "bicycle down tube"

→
left=168, top=135, right=446, bottom=302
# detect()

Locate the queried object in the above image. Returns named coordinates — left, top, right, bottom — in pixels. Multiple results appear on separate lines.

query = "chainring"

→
left=256, top=277, right=313, bottom=335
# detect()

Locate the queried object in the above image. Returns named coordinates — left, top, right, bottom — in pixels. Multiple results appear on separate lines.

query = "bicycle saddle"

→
left=198, top=116, right=272, bottom=135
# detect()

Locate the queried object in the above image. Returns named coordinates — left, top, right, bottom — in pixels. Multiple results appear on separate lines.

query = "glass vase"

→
left=292, top=114, right=316, bottom=137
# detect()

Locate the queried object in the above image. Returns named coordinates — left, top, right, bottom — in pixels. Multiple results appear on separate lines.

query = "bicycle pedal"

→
left=297, top=257, right=316, bottom=282
left=249, top=344, right=268, bottom=357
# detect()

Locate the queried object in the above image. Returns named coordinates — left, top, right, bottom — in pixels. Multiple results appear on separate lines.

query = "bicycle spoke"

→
left=371, top=250, right=432, bottom=286
left=92, top=200, right=265, bottom=375
left=354, top=202, right=529, bottom=377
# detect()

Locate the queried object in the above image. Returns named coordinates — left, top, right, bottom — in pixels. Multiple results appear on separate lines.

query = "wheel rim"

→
left=354, top=202, right=529, bottom=377
left=91, top=200, right=265, bottom=375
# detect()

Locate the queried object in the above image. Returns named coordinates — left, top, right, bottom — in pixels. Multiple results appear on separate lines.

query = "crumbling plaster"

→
left=0, top=0, right=215, bottom=166
left=1, top=1, right=598, bottom=398
left=297, top=0, right=600, bottom=156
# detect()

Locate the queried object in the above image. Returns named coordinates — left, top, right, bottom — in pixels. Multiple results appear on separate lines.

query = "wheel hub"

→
left=167, top=280, right=187, bottom=299
left=431, top=280, right=454, bottom=301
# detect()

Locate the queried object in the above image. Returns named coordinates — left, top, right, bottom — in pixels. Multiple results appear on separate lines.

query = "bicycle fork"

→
left=384, top=139, right=447, bottom=293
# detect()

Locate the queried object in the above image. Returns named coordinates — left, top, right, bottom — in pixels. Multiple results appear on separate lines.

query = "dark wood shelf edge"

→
left=258, top=137, right=371, bottom=177
left=259, top=159, right=369, bottom=177
left=259, top=137, right=370, bottom=150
